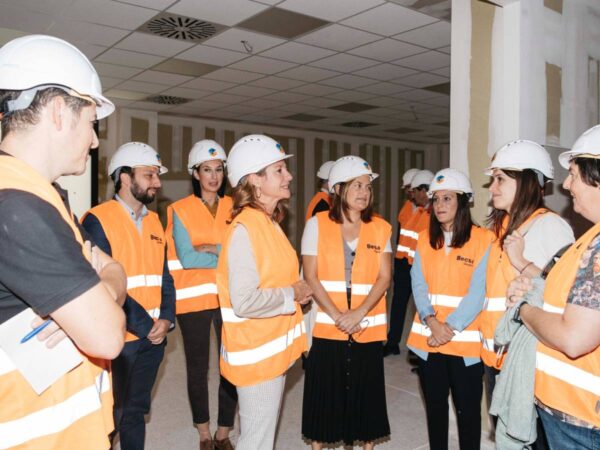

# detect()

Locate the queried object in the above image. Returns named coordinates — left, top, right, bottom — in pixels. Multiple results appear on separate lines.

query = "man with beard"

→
left=82, top=142, right=175, bottom=450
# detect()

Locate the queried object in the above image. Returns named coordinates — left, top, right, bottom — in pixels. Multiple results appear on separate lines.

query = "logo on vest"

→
left=367, top=243, right=381, bottom=253
left=456, top=255, right=474, bottom=266
left=150, top=234, right=163, bottom=244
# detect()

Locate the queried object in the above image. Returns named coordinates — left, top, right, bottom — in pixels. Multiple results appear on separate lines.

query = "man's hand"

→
left=31, top=315, right=68, bottom=348
left=506, top=275, right=533, bottom=307
left=147, top=319, right=170, bottom=345
left=193, top=244, right=219, bottom=255
left=292, top=280, right=313, bottom=305
left=426, top=318, right=454, bottom=347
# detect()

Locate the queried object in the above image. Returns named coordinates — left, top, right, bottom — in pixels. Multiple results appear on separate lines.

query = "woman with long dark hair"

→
left=302, top=156, right=392, bottom=450
left=480, top=141, right=573, bottom=432
left=406, top=168, right=494, bottom=450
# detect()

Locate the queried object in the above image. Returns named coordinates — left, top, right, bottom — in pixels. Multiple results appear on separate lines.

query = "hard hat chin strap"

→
left=2, top=85, right=96, bottom=117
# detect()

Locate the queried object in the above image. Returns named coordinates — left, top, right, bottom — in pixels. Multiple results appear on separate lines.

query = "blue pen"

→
left=20, top=319, right=52, bottom=344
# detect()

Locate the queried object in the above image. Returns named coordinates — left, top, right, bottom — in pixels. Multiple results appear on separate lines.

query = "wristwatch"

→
left=512, top=300, right=528, bottom=324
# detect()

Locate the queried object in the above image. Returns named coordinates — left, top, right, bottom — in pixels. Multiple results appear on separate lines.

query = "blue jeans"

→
left=537, top=406, right=600, bottom=450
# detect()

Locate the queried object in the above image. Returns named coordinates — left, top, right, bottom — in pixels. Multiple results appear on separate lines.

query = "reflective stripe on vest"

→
left=0, top=155, right=114, bottom=449
left=313, top=212, right=391, bottom=343
left=406, top=225, right=494, bottom=359
left=535, top=221, right=600, bottom=427
left=166, top=195, right=232, bottom=314
left=83, top=200, right=165, bottom=342
left=483, top=296, right=506, bottom=312
left=217, top=208, right=306, bottom=387
left=395, top=207, right=429, bottom=263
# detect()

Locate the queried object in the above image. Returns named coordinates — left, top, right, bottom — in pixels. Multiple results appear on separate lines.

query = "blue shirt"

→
left=172, top=211, right=220, bottom=269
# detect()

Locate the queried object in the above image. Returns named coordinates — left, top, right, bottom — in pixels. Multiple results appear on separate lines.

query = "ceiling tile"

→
left=297, top=24, right=380, bottom=52
left=95, top=48, right=166, bottom=69
left=116, top=32, right=195, bottom=57
left=341, top=3, right=437, bottom=36
left=291, top=84, right=342, bottom=96
left=419, top=95, right=450, bottom=107
left=168, top=0, right=269, bottom=27
left=204, top=68, right=265, bottom=83
left=300, top=97, right=342, bottom=108
left=94, top=62, right=144, bottom=79
left=328, top=102, right=377, bottom=112
left=203, top=28, right=285, bottom=53
left=393, top=88, right=442, bottom=101
left=0, top=0, right=76, bottom=16
left=178, top=44, right=249, bottom=65
left=352, top=63, right=417, bottom=81
left=152, top=59, right=220, bottom=77
left=348, top=39, right=424, bottom=62
left=282, top=112, right=326, bottom=121
left=431, top=66, right=450, bottom=77
left=76, top=43, right=109, bottom=60
left=358, top=81, right=409, bottom=95
left=259, top=42, right=336, bottom=64
left=115, top=79, right=168, bottom=94
left=362, top=107, right=399, bottom=117
left=105, top=89, right=149, bottom=101
left=202, top=92, right=252, bottom=104
left=0, top=28, right=27, bottom=47
left=237, top=8, right=329, bottom=39
left=132, top=70, right=195, bottom=85
left=249, top=76, right=306, bottom=90
left=394, top=20, right=451, bottom=49
left=0, top=6, right=55, bottom=34
left=181, top=78, right=237, bottom=91
left=277, top=0, right=384, bottom=22
left=225, top=84, right=277, bottom=97
left=117, top=0, right=178, bottom=10
left=365, top=96, right=408, bottom=108
left=47, top=20, right=130, bottom=47
left=219, top=104, right=258, bottom=114
left=160, top=86, right=212, bottom=99
left=65, top=0, right=158, bottom=30
left=239, top=98, right=286, bottom=109
left=325, top=90, right=375, bottom=102
left=394, top=72, right=448, bottom=88
left=99, top=76, right=123, bottom=90
left=128, top=100, right=176, bottom=111
left=229, top=55, right=297, bottom=74
left=438, top=45, right=451, bottom=55
left=277, top=65, right=338, bottom=82
left=178, top=99, right=229, bottom=110
left=264, top=91, right=312, bottom=104
left=310, top=53, right=378, bottom=73
left=394, top=50, right=450, bottom=71
left=319, top=74, right=375, bottom=89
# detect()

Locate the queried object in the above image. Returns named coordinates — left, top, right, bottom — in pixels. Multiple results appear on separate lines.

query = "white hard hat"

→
left=410, top=170, right=434, bottom=189
left=108, top=142, right=168, bottom=177
left=187, top=139, right=227, bottom=175
left=317, top=160, right=335, bottom=180
left=402, top=168, right=420, bottom=186
left=227, top=134, right=292, bottom=187
left=0, top=35, right=114, bottom=119
left=328, top=156, right=379, bottom=193
left=485, top=140, right=554, bottom=180
left=428, top=168, right=473, bottom=197
left=558, top=124, right=600, bottom=169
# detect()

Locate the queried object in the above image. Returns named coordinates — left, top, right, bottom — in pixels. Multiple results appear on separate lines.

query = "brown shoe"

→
left=199, top=438, right=214, bottom=450
left=213, top=432, right=234, bottom=450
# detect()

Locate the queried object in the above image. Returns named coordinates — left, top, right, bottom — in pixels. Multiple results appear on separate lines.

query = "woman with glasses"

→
left=301, top=156, right=392, bottom=450
left=406, top=168, right=494, bottom=450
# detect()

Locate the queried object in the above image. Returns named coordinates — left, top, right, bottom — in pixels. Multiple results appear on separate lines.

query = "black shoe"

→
left=383, top=344, right=400, bottom=357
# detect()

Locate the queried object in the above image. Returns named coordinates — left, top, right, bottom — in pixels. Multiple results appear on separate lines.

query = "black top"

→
left=311, top=199, right=330, bottom=218
left=0, top=185, right=100, bottom=324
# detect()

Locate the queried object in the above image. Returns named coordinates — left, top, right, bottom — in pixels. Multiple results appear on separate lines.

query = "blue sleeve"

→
left=173, top=211, right=219, bottom=269
left=410, top=250, right=435, bottom=320
left=160, top=245, right=176, bottom=327
left=81, top=213, right=155, bottom=339
left=446, top=246, right=491, bottom=332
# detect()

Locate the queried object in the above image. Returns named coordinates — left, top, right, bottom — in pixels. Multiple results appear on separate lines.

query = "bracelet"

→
left=519, top=261, right=533, bottom=274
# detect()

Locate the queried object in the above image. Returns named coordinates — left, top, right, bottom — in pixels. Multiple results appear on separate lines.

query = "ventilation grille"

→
left=141, top=13, right=222, bottom=42
left=146, top=95, right=190, bottom=105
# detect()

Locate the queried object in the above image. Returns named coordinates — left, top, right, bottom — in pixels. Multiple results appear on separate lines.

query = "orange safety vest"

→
left=406, top=226, right=494, bottom=358
left=535, top=221, right=600, bottom=428
left=217, top=207, right=307, bottom=387
left=480, top=208, right=552, bottom=368
left=397, top=200, right=415, bottom=228
left=83, top=200, right=165, bottom=342
left=0, top=155, right=113, bottom=449
left=395, top=205, right=430, bottom=264
left=305, top=191, right=331, bottom=222
left=312, top=212, right=391, bottom=343
left=165, top=195, right=232, bottom=315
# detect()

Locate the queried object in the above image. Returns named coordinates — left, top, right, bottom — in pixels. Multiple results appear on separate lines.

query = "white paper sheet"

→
left=0, top=308, right=83, bottom=394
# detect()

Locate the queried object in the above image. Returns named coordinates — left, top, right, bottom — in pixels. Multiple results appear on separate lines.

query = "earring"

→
left=256, top=186, right=261, bottom=199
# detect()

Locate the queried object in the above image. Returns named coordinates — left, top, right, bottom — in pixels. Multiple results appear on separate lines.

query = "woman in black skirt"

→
left=301, top=156, right=392, bottom=449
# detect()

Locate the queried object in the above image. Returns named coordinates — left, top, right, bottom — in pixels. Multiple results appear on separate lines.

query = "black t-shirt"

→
left=0, top=184, right=100, bottom=324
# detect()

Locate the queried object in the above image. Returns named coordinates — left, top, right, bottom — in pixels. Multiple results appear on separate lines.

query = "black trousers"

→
left=418, top=353, right=483, bottom=450
left=112, top=338, right=165, bottom=450
left=177, top=308, right=237, bottom=427
left=386, top=258, right=412, bottom=347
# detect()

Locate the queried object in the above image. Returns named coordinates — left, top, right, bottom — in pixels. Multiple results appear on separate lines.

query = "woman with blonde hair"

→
left=216, top=134, right=312, bottom=450
left=302, top=156, right=392, bottom=450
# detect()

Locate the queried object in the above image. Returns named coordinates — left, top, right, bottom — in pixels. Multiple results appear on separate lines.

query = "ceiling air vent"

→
left=146, top=95, right=190, bottom=105
left=140, top=13, right=224, bottom=42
